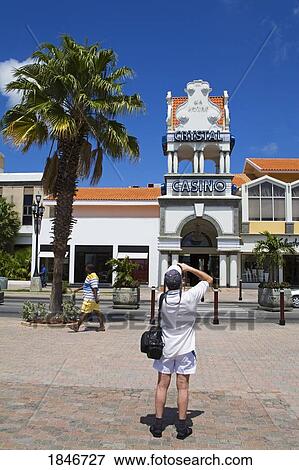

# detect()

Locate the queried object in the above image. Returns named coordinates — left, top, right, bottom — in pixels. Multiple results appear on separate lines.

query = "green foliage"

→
left=22, top=301, right=48, bottom=322
left=258, top=281, right=290, bottom=289
left=0, top=247, right=31, bottom=279
left=0, top=198, right=21, bottom=251
left=254, top=231, right=296, bottom=283
left=106, top=256, right=139, bottom=288
left=62, top=299, right=80, bottom=322
left=1, top=35, right=144, bottom=193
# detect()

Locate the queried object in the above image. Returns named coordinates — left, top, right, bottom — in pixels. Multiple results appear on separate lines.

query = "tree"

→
left=0, top=198, right=21, bottom=251
left=1, top=35, right=144, bottom=314
left=253, top=231, right=296, bottom=283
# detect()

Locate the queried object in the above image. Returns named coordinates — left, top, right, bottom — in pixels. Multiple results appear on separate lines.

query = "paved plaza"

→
left=0, top=312, right=299, bottom=450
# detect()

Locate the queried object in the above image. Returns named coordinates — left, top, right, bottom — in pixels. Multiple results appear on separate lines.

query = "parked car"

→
left=291, top=288, right=299, bottom=308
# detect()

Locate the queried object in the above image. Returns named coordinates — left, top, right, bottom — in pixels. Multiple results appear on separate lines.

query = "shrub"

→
left=0, top=248, right=31, bottom=280
left=62, top=299, right=80, bottom=322
left=22, top=299, right=79, bottom=323
left=106, top=256, right=139, bottom=288
left=258, top=282, right=290, bottom=289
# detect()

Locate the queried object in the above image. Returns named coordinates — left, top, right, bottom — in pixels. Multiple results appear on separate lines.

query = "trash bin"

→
left=0, top=277, right=8, bottom=290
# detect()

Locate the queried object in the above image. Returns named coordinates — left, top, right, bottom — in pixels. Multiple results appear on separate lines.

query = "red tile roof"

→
left=72, top=187, right=161, bottom=201
left=171, top=96, right=224, bottom=128
left=232, top=173, right=251, bottom=187
left=246, top=158, right=299, bottom=172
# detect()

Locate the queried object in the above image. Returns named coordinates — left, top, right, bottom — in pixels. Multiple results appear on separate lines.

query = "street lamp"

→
left=32, top=194, right=45, bottom=278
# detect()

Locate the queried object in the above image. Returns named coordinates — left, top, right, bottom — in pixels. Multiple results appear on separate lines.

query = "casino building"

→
left=33, top=79, right=299, bottom=287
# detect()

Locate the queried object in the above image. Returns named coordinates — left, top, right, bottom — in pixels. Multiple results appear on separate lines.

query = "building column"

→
left=199, top=150, right=204, bottom=173
left=219, top=151, right=225, bottom=174
left=31, top=231, right=36, bottom=277
left=167, top=151, right=173, bottom=173
left=193, top=151, right=199, bottom=173
left=173, top=151, right=178, bottom=173
left=229, top=254, right=238, bottom=287
left=172, top=253, right=179, bottom=265
left=69, top=244, right=75, bottom=284
left=160, top=253, right=169, bottom=286
left=279, top=266, right=283, bottom=283
left=225, top=151, right=230, bottom=173
left=112, top=244, right=118, bottom=285
left=219, top=254, right=227, bottom=287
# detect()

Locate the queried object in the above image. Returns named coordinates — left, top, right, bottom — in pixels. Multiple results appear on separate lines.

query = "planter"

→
left=258, top=287, right=293, bottom=311
left=0, top=277, right=8, bottom=290
left=112, top=287, right=140, bottom=309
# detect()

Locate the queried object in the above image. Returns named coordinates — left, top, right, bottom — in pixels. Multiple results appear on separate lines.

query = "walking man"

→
left=150, top=262, right=213, bottom=439
left=69, top=264, right=105, bottom=332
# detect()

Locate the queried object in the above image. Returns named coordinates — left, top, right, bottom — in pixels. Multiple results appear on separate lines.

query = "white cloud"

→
left=0, top=57, right=33, bottom=106
left=261, top=142, right=278, bottom=154
left=294, top=4, right=299, bottom=15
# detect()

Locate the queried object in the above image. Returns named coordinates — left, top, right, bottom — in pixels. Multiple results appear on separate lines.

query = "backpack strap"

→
left=157, top=293, right=166, bottom=328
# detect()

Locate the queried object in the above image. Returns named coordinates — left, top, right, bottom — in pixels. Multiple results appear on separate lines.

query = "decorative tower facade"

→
left=158, top=79, right=241, bottom=287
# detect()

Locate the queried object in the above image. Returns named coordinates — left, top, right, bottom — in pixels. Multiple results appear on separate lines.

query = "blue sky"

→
left=0, top=0, right=299, bottom=187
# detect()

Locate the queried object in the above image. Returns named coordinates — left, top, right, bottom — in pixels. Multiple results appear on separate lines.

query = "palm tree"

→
left=1, top=35, right=144, bottom=314
left=254, top=231, right=296, bottom=283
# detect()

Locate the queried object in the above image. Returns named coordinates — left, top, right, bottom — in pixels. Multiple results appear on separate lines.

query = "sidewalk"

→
left=4, top=286, right=258, bottom=303
left=0, top=316, right=298, bottom=449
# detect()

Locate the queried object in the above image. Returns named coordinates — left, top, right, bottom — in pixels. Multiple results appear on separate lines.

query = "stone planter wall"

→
left=258, top=287, right=293, bottom=311
left=0, top=277, right=8, bottom=290
left=112, top=287, right=140, bottom=309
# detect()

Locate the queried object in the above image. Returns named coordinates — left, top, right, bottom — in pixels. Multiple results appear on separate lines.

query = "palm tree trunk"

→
left=49, top=137, right=82, bottom=315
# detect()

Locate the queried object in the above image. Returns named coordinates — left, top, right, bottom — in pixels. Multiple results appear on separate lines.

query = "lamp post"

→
left=30, top=194, right=45, bottom=290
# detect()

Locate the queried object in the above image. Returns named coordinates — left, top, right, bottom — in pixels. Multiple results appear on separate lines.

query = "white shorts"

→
left=153, top=351, right=197, bottom=375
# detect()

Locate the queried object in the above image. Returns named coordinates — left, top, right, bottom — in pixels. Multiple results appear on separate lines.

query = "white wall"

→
left=164, top=203, right=235, bottom=234
left=39, top=208, right=160, bottom=286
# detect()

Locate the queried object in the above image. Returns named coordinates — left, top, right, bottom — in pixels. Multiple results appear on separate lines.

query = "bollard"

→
left=279, top=288, right=285, bottom=326
left=239, top=279, right=243, bottom=301
left=150, top=286, right=156, bottom=325
left=201, top=296, right=204, bottom=302
left=213, top=288, right=219, bottom=325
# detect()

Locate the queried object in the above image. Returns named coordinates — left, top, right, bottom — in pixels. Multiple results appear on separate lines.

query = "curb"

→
left=20, top=321, right=76, bottom=328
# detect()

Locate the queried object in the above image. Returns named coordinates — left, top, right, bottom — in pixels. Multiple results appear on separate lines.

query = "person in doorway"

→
left=150, top=262, right=213, bottom=440
left=39, top=264, right=47, bottom=288
left=69, top=264, right=105, bottom=332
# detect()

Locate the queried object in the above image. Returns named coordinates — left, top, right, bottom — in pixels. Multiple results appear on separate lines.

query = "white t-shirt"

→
left=160, top=280, right=209, bottom=359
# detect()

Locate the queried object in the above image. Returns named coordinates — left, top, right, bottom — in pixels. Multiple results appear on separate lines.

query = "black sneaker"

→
left=150, top=423, right=163, bottom=438
left=176, top=426, right=192, bottom=440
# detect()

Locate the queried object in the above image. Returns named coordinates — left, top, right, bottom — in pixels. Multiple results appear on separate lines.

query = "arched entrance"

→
left=179, top=218, right=219, bottom=285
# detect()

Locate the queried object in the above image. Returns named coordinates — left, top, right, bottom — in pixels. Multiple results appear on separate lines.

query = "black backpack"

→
left=140, top=293, right=165, bottom=360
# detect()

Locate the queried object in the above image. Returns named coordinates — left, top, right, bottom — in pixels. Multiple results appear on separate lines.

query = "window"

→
left=23, top=193, right=33, bottom=225
left=292, top=185, right=299, bottom=221
left=248, top=181, right=285, bottom=221
left=241, top=254, right=278, bottom=283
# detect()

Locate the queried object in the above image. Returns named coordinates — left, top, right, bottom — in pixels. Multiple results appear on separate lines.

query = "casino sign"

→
left=172, top=179, right=226, bottom=193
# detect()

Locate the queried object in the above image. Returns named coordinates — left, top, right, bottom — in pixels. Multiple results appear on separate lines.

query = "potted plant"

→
left=106, top=256, right=140, bottom=309
left=254, top=231, right=295, bottom=311
left=62, top=281, right=74, bottom=303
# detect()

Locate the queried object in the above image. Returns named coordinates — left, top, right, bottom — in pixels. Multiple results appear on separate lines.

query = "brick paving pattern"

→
left=0, top=316, right=298, bottom=449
